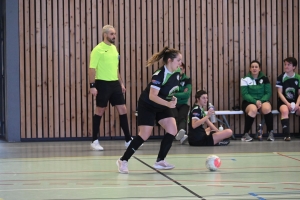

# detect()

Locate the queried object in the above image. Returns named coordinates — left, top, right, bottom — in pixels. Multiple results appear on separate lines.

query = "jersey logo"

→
left=192, top=112, right=200, bottom=117
left=295, top=81, right=298, bottom=86
left=285, top=87, right=296, bottom=100
left=151, top=80, right=161, bottom=85
left=177, top=75, right=180, bottom=80
left=180, top=81, right=185, bottom=86
left=259, top=79, right=263, bottom=84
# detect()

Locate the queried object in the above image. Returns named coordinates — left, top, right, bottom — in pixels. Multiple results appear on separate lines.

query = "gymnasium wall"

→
left=19, top=0, right=300, bottom=140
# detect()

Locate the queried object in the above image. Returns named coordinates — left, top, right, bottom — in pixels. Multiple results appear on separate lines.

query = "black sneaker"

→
left=216, top=139, right=230, bottom=146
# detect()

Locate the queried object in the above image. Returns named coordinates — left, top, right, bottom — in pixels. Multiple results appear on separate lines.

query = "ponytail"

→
left=146, top=47, right=180, bottom=67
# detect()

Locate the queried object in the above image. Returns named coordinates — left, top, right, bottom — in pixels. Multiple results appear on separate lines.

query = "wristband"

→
left=90, top=83, right=95, bottom=88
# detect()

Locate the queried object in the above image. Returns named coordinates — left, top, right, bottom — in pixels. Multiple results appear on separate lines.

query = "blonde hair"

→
left=146, top=47, right=181, bottom=67
left=102, top=25, right=114, bottom=35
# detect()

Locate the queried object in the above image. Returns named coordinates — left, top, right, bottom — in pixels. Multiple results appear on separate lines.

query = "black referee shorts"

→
left=95, top=80, right=125, bottom=107
left=137, top=99, right=174, bottom=126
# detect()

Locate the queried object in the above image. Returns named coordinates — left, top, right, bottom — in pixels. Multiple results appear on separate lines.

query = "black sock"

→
left=281, top=118, right=290, bottom=137
left=119, top=114, right=132, bottom=142
left=243, top=115, right=255, bottom=134
left=157, top=133, right=175, bottom=162
left=264, top=112, right=273, bottom=132
left=92, top=115, right=102, bottom=141
left=120, top=135, right=144, bottom=161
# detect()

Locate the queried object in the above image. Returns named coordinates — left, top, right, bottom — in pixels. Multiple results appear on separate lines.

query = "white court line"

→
left=1, top=181, right=300, bottom=192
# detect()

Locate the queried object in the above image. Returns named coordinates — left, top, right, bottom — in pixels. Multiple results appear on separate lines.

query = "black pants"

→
left=171, top=104, right=190, bottom=131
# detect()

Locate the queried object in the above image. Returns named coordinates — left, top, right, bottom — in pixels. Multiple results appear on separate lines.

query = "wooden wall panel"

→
left=19, top=0, right=300, bottom=140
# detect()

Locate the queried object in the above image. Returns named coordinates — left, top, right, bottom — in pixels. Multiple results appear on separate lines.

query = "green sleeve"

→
left=174, top=84, right=192, bottom=99
left=260, top=83, right=272, bottom=103
left=240, top=85, right=256, bottom=104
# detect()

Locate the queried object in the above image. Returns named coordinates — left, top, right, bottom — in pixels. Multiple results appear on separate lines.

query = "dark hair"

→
left=250, top=60, right=261, bottom=68
left=146, top=47, right=181, bottom=67
left=181, top=62, right=186, bottom=70
left=195, top=90, right=207, bottom=100
left=284, top=57, right=297, bottom=66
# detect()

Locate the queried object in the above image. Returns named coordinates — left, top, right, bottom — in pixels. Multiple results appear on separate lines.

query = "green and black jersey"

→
left=188, top=105, right=206, bottom=141
left=240, top=71, right=272, bottom=103
left=139, top=66, right=180, bottom=109
left=276, top=72, right=300, bottom=103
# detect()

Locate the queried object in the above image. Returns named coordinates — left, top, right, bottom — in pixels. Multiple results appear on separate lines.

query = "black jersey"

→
left=188, top=105, right=207, bottom=141
left=276, top=73, right=300, bottom=102
left=139, top=66, right=180, bottom=109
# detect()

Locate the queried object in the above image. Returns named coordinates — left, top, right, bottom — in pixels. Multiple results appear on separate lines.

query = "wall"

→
left=18, top=0, right=300, bottom=140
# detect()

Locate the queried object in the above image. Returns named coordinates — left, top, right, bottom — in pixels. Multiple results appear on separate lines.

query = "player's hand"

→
left=207, top=108, right=214, bottom=117
left=167, top=96, right=177, bottom=108
left=90, top=88, right=98, bottom=96
left=256, top=100, right=262, bottom=109
left=287, top=102, right=293, bottom=111
left=294, top=104, right=299, bottom=111
left=121, top=83, right=126, bottom=93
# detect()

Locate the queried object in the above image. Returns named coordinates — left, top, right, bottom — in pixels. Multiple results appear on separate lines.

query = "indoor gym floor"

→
left=1, top=137, right=300, bottom=200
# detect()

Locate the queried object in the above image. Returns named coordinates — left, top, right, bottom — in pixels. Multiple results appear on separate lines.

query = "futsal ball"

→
left=205, top=155, right=221, bottom=171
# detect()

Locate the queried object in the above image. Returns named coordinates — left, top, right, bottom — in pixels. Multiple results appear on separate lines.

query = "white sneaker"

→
left=153, top=160, right=175, bottom=170
left=116, top=159, right=129, bottom=174
left=175, top=129, right=186, bottom=140
left=180, top=135, right=188, bottom=144
left=90, top=140, right=104, bottom=151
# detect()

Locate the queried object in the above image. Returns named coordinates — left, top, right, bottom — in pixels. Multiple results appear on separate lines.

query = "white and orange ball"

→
left=205, top=155, right=221, bottom=171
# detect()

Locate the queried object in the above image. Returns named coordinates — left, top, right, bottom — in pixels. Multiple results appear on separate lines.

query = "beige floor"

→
left=1, top=138, right=300, bottom=200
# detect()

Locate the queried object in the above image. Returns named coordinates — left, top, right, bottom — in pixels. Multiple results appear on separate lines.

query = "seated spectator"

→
left=186, top=90, right=232, bottom=146
left=173, top=62, right=192, bottom=144
left=240, top=60, right=274, bottom=142
left=276, top=57, right=300, bottom=141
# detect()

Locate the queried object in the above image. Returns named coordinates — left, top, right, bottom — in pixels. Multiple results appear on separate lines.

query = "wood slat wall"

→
left=19, top=0, right=300, bottom=140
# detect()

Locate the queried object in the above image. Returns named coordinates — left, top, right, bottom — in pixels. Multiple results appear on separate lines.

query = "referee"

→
left=89, top=25, right=132, bottom=150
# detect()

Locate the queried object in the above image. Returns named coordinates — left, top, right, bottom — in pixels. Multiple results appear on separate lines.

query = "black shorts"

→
left=242, top=100, right=255, bottom=113
left=188, top=131, right=214, bottom=146
left=137, top=99, right=174, bottom=126
left=95, top=80, right=125, bottom=107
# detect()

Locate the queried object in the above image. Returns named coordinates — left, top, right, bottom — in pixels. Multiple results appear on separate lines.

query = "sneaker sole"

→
left=175, top=130, right=186, bottom=140
left=241, top=139, right=253, bottom=142
left=153, top=165, right=174, bottom=170
left=116, top=160, right=129, bottom=174
left=181, top=138, right=188, bottom=145
left=90, top=146, right=104, bottom=151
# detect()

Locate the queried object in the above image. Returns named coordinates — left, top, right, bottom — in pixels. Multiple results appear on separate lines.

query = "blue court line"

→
left=249, top=192, right=266, bottom=200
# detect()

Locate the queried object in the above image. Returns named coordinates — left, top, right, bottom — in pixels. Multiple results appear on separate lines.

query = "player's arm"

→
left=149, top=87, right=176, bottom=108
left=295, top=89, right=300, bottom=111
left=118, top=72, right=126, bottom=93
left=277, top=87, right=291, bottom=106
left=205, top=120, right=219, bottom=132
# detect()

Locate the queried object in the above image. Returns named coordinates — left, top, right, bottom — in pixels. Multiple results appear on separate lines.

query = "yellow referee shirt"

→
left=89, top=42, right=119, bottom=81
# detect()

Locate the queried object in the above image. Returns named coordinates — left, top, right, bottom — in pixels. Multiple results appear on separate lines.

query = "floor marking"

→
left=133, top=156, right=206, bottom=200
left=275, top=152, right=300, bottom=162
left=249, top=192, right=266, bottom=200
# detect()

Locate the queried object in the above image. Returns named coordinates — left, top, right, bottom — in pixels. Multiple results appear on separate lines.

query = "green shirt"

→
left=174, top=74, right=191, bottom=105
left=240, top=71, right=272, bottom=103
left=89, top=42, right=119, bottom=81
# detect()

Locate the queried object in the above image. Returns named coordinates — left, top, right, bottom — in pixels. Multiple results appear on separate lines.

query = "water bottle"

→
left=257, top=124, right=263, bottom=141
left=219, top=125, right=224, bottom=131
left=208, top=103, right=216, bottom=123
left=291, top=102, right=295, bottom=113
